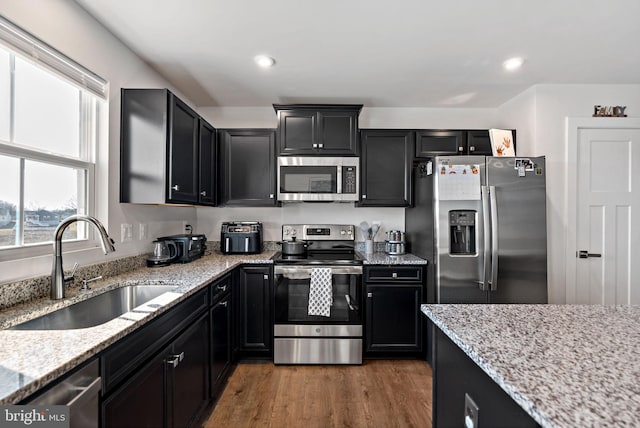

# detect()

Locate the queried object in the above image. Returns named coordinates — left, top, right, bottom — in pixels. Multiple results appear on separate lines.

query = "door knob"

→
left=578, top=250, right=601, bottom=259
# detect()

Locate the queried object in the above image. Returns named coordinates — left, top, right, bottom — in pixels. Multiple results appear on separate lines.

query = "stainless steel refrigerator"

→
left=406, top=156, right=547, bottom=304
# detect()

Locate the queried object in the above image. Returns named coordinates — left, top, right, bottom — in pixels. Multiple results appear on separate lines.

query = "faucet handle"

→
left=64, top=262, right=79, bottom=284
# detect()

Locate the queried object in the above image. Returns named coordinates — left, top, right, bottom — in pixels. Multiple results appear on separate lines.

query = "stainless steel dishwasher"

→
left=27, top=359, right=101, bottom=428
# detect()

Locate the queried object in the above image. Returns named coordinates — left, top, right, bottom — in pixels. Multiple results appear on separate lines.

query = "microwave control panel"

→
left=342, top=166, right=357, bottom=194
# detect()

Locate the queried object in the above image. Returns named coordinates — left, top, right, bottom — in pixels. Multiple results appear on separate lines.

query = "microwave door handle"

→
left=245, top=237, right=249, bottom=252
left=225, top=237, right=230, bottom=253
left=336, top=166, right=342, bottom=194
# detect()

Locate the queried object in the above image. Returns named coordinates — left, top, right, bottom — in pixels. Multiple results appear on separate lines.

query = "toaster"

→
left=156, top=234, right=207, bottom=263
left=221, top=222, right=263, bottom=254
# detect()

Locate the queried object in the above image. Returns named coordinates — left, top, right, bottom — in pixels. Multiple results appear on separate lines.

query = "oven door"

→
left=274, top=264, right=362, bottom=325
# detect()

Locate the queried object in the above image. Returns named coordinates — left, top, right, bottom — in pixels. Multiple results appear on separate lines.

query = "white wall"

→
left=0, top=0, right=197, bottom=283
left=498, top=84, right=640, bottom=303
left=197, top=106, right=500, bottom=242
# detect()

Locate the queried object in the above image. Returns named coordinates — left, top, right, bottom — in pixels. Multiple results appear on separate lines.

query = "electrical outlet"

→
left=139, top=223, right=148, bottom=240
left=120, top=223, right=133, bottom=243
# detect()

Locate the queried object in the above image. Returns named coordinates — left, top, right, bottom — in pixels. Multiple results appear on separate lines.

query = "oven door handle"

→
left=274, top=265, right=363, bottom=277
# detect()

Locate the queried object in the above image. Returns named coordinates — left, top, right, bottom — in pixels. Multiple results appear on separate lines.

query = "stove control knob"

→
left=340, top=230, right=346, bottom=235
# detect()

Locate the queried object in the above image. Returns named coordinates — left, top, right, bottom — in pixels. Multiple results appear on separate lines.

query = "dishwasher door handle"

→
left=67, top=377, right=101, bottom=409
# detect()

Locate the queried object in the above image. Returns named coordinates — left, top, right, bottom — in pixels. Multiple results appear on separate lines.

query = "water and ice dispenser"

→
left=449, top=210, right=476, bottom=255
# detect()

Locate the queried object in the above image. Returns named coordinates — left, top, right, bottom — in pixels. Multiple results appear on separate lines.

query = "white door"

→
left=574, top=127, right=640, bottom=304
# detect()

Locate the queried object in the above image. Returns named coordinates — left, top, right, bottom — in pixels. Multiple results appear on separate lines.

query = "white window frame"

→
left=0, top=15, right=107, bottom=261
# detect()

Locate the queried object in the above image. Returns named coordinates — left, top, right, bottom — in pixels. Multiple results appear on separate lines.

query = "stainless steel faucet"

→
left=51, top=215, right=116, bottom=299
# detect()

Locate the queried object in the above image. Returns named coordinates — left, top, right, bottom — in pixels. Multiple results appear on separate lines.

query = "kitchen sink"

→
left=10, top=285, right=180, bottom=330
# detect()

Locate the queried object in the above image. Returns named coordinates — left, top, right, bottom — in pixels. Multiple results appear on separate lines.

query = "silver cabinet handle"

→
left=318, top=143, right=324, bottom=148
left=458, top=146, right=464, bottom=152
left=269, top=193, right=274, bottom=199
left=263, top=274, right=269, bottom=280
left=171, top=184, right=179, bottom=191
left=469, top=146, right=475, bottom=152
left=312, top=143, right=318, bottom=148
left=221, top=301, right=228, bottom=307
left=392, top=272, right=398, bottom=279
left=200, top=191, right=207, bottom=196
left=578, top=250, right=602, bottom=258
left=216, top=284, right=227, bottom=292
left=167, top=351, right=185, bottom=368
left=367, top=292, right=373, bottom=298
left=362, top=194, right=367, bottom=199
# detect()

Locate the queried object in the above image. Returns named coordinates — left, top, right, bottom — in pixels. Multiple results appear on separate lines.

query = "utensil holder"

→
left=365, top=239, right=374, bottom=254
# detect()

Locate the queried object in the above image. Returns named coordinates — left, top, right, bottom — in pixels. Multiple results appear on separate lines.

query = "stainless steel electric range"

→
left=273, top=224, right=363, bottom=364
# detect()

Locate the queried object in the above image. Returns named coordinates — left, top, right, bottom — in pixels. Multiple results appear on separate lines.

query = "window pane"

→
left=23, top=160, right=85, bottom=245
left=13, top=57, right=80, bottom=158
left=0, top=46, right=9, bottom=142
left=0, top=155, right=19, bottom=248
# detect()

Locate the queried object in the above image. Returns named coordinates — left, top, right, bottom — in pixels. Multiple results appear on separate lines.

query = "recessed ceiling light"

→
left=254, top=55, right=275, bottom=68
left=503, top=57, right=524, bottom=71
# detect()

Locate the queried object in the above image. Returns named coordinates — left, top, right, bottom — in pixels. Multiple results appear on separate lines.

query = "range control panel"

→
left=282, top=224, right=355, bottom=241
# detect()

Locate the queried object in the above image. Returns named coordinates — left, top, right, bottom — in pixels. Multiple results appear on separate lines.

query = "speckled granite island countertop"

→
left=0, top=251, right=276, bottom=404
left=422, top=304, right=640, bottom=428
left=360, top=251, right=427, bottom=265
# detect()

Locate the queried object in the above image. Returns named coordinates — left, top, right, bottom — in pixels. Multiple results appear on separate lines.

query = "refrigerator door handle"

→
left=480, top=186, right=491, bottom=291
left=489, top=186, right=499, bottom=291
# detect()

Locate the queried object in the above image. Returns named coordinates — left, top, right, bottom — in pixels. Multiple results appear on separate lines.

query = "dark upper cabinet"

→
left=274, top=104, right=362, bottom=155
left=415, top=130, right=465, bottom=157
left=235, top=265, right=272, bottom=358
left=415, top=129, right=516, bottom=157
left=219, top=129, right=277, bottom=206
left=359, top=129, right=414, bottom=207
left=120, top=88, right=216, bottom=206
left=198, top=119, right=217, bottom=206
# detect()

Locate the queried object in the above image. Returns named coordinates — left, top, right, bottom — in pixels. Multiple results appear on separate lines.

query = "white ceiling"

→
left=74, top=0, right=640, bottom=108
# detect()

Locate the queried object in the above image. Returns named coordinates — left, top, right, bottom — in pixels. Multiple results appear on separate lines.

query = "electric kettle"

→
left=146, top=239, right=178, bottom=267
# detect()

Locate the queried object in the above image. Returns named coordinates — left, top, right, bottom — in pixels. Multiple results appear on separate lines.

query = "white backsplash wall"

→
left=196, top=205, right=404, bottom=243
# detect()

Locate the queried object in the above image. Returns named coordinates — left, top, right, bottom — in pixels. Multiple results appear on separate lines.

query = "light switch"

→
left=121, top=223, right=133, bottom=243
left=139, top=223, right=148, bottom=240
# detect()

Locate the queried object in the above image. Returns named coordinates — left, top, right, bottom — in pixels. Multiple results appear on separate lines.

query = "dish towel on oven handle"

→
left=308, top=267, right=333, bottom=317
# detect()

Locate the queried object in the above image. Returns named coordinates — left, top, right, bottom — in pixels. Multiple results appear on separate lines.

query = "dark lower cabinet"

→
left=218, top=129, right=277, bottom=206
left=103, top=344, right=168, bottom=428
left=359, top=129, right=414, bottom=207
left=364, top=266, right=424, bottom=357
left=103, top=313, right=209, bottom=428
left=433, top=325, right=539, bottom=428
left=235, top=265, right=272, bottom=358
left=211, top=292, right=231, bottom=396
left=366, top=284, right=422, bottom=355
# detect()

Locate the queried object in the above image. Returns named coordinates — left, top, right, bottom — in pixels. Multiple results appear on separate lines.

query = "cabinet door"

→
left=168, top=95, right=199, bottom=203
left=365, top=285, right=422, bottom=354
left=466, top=130, right=492, bottom=155
left=415, top=130, right=465, bottom=157
left=359, top=130, right=414, bottom=206
left=198, top=119, right=217, bottom=205
left=278, top=110, right=317, bottom=155
left=318, top=110, right=359, bottom=155
left=236, top=266, right=272, bottom=356
left=219, top=129, right=277, bottom=206
left=169, top=313, right=209, bottom=428
left=211, top=293, right=231, bottom=391
left=102, top=344, right=169, bottom=428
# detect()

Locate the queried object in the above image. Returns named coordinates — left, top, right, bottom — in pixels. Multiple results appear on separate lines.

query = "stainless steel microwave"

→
left=277, top=156, right=360, bottom=202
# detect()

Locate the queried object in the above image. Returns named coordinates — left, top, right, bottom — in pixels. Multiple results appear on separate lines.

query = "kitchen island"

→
left=422, top=304, right=640, bottom=428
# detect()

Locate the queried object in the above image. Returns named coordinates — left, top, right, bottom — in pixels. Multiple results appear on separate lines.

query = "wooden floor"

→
left=203, top=360, right=432, bottom=428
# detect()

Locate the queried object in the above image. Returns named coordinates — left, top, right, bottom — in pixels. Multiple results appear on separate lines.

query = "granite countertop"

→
left=0, top=251, right=276, bottom=404
left=422, top=304, right=640, bottom=428
left=360, top=251, right=427, bottom=265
